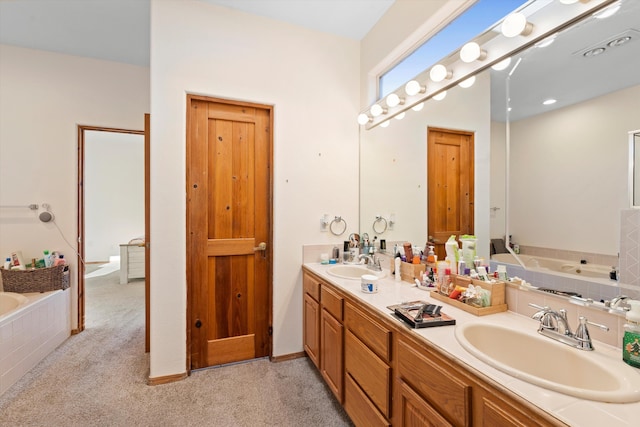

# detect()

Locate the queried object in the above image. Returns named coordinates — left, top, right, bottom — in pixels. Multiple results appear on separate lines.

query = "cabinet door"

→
left=321, top=309, right=344, bottom=403
left=397, top=379, right=453, bottom=427
left=303, top=293, right=320, bottom=368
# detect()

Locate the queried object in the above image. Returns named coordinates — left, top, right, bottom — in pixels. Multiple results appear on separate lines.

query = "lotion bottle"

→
left=623, top=300, right=640, bottom=368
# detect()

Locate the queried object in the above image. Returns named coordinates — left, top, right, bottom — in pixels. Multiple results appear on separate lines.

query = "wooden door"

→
left=427, top=127, right=474, bottom=259
left=187, top=95, right=273, bottom=370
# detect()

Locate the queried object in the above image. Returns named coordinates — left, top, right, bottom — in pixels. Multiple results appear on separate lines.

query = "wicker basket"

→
left=0, top=265, right=70, bottom=293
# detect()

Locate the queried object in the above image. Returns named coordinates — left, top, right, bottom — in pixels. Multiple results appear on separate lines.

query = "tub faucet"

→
left=358, top=254, right=382, bottom=271
left=606, top=295, right=629, bottom=310
left=529, top=303, right=609, bottom=351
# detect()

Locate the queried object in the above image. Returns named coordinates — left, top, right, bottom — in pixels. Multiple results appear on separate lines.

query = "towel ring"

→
left=329, top=216, right=347, bottom=236
left=372, top=215, right=388, bottom=234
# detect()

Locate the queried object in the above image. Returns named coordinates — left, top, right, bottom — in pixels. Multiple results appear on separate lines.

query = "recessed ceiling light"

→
left=583, top=47, right=606, bottom=57
left=608, top=36, right=632, bottom=47
left=543, top=99, right=557, bottom=105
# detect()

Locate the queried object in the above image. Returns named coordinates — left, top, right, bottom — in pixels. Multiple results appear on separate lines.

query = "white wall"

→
left=85, top=131, right=144, bottom=262
left=490, top=120, right=506, bottom=240
left=0, top=44, right=149, bottom=327
left=149, top=0, right=360, bottom=378
left=509, top=84, right=640, bottom=255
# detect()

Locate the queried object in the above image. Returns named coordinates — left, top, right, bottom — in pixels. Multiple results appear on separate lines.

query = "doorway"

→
left=77, top=125, right=148, bottom=348
left=186, top=95, right=273, bottom=370
left=427, top=127, right=475, bottom=258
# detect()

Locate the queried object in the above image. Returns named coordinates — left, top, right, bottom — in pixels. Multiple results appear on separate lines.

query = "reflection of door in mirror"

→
left=427, top=127, right=474, bottom=259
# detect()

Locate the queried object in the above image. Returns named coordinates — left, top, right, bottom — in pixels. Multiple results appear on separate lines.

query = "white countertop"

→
left=304, top=262, right=640, bottom=427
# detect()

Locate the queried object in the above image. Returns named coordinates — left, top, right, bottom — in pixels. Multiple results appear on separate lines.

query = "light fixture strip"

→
left=363, top=0, right=617, bottom=130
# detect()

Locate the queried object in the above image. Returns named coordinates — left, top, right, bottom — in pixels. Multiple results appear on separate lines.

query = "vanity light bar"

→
left=358, top=0, right=618, bottom=129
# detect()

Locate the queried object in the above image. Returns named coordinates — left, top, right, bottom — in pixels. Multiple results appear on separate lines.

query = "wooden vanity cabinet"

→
left=301, top=267, right=567, bottom=427
left=320, top=284, right=344, bottom=403
left=302, top=273, right=321, bottom=369
left=344, top=302, right=393, bottom=426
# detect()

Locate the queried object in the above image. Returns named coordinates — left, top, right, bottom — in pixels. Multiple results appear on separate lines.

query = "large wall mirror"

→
left=360, top=0, right=640, bottom=267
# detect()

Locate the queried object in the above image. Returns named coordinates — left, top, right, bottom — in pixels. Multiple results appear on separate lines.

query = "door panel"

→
left=187, top=96, right=272, bottom=370
left=427, top=128, right=474, bottom=259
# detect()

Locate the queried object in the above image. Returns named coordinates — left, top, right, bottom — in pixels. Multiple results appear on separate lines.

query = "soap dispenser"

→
left=623, top=300, right=640, bottom=368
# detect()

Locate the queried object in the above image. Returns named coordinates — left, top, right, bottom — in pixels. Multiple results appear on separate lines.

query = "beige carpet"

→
left=0, top=269, right=352, bottom=426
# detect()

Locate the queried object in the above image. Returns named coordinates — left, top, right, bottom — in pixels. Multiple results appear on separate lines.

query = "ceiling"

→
left=1, top=0, right=637, bottom=121
left=0, top=0, right=393, bottom=66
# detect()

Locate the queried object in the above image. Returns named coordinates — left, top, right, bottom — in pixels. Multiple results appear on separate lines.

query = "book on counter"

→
left=387, top=300, right=456, bottom=329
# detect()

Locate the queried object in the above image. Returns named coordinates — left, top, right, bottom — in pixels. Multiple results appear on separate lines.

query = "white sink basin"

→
left=326, top=265, right=386, bottom=280
left=455, top=322, right=640, bottom=403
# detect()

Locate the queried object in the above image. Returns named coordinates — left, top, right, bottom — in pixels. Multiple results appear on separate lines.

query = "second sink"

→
left=327, top=265, right=386, bottom=280
left=455, top=322, right=640, bottom=403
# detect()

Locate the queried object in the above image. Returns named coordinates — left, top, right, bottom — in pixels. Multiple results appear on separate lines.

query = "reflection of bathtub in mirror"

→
left=489, top=253, right=626, bottom=304
left=491, top=253, right=612, bottom=280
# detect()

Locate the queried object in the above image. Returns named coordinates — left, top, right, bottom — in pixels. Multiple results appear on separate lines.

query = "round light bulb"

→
left=593, top=2, right=621, bottom=19
left=357, top=113, right=370, bottom=125
left=380, top=120, right=390, bottom=128
left=395, top=112, right=406, bottom=120
left=543, top=99, right=557, bottom=105
left=411, top=102, right=424, bottom=112
left=370, top=104, right=384, bottom=117
left=559, top=0, right=580, bottom=4
left=501, top=13, right=532, bottom=38
left=405, top=80, right=424, bottom=96
left=433, top=91, right=447, bottom=101
left=430, top=64, right=450, bottom=82
left=491, top=57, right=512, bottom=71
left=386, top=93, right=401, bottom=108
left=460, top=42, right=484, bottom=63
left=458, top=76, right=476, bottom=89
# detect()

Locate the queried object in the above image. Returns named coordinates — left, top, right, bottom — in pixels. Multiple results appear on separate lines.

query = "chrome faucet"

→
left=529, top=303, right=609, bottom=351
left=358, top=254, right=382, bottom=271
left=606, top=295, right=630, bottom=310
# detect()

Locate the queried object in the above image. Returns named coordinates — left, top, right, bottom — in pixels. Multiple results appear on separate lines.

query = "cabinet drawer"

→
left=303, top=272, right=321, bottom=301
left=321, top=285, right=343, bottom=321
left=398, top=339, right=471, bottom=427
left=345, top=302, right=391, bottom=362
left=345, top=330, right=391, bottom=418
left=345, top=373, right=391, bottom=427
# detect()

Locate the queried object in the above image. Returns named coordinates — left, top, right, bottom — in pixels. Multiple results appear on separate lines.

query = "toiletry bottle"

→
left=394, top=257, right=401, bottom=282
left=3, top=257, right=11, bottom=269
left=43, top=250, right=53, bottom=267
left=623, top=300, right=640, bottom=368
left=426, top=246, right=435, bottom=264
left=54, top=254, right=66, bottom=266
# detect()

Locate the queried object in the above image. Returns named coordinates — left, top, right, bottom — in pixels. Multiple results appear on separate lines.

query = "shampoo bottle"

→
left=3, top=257, right=10, bottom=269
left=623, top=300, right=640, bottom=368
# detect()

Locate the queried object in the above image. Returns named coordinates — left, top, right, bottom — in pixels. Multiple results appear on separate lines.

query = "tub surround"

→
left=303, top=260, right=640, bottom=426
left=0, top=290, right=71, bottom=396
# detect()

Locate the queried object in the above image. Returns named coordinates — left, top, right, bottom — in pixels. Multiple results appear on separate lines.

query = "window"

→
left=379, top=0, right=530, bottom=98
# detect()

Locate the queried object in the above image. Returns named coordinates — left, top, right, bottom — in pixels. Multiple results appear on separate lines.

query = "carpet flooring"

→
left=0, top=268, right=352, bottom=426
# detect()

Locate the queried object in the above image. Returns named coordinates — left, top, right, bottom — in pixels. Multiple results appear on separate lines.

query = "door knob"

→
left=253, top=242, right=267, bottom=251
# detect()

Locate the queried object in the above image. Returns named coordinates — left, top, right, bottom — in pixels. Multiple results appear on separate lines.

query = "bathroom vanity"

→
left=302, top=262, right=640, bottom=427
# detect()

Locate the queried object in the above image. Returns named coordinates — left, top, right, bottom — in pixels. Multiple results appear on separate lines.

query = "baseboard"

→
left=147, top=371, right=188, bottom=386
left=271, top=351, right=306, bottom=362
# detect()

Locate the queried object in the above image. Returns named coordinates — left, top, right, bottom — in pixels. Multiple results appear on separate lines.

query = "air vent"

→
left=573, top=28, right=640, bottom=58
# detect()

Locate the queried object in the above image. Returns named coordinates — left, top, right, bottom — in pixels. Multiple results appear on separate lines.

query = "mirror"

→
left=360, top=0, right=640, bottom=266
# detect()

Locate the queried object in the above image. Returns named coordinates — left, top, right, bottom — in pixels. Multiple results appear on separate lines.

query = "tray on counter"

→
left=387, top=300, right=456, bottom=329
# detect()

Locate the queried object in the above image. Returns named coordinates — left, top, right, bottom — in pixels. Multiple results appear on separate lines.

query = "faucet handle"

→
left=574, top=316, right=609, bottom=351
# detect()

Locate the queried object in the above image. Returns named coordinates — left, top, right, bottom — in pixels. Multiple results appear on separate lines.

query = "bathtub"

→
left=0, top=292, right=29, bottom=319
left=0, top=290, right=71, bottom=396
left=491, top=253, right=612, bottom=280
